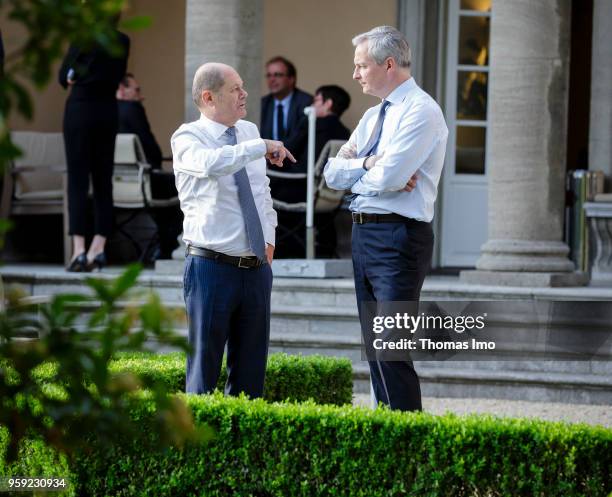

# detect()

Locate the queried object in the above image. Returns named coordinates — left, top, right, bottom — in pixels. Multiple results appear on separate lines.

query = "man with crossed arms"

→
left=325, top=26, right=448, bottom=411
left=172, top=63, right=294, bottom=396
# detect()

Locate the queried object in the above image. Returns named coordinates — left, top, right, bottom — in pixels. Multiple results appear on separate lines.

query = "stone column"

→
left=158, top=0, right=264, bottom=272
left=589, top=0, right=612, bottom=192
left=184, top=0, right=263, bottom=123
left=461, top=0, right=587, bottom=287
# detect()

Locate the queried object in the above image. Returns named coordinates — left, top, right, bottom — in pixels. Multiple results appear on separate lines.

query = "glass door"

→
left=440, top=0, right=491, bottom=267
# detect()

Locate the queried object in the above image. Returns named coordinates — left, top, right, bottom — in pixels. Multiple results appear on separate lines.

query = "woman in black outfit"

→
left=59, top=27, right=130, bottom=271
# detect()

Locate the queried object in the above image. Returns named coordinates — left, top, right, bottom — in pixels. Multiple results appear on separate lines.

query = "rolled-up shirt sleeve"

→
left=350, top=104, right=442, bottom=196
left=172, top=126, right=266, bottom=178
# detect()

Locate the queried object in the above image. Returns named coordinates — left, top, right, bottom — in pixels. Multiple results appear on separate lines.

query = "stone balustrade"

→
left=584, top=201, right=612, bottom=284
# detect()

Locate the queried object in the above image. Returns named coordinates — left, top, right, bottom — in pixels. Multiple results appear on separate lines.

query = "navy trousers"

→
left=183, top=255, right=272, bottom=397
left=352, top=220, right=434, bottom=412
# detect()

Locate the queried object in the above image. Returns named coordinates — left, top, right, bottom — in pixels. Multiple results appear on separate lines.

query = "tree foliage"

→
left=0, top=265, right=202, bottom=463
left=0, top=0, right=150, bottom=168
left=0, top=0, right=198, bottom=464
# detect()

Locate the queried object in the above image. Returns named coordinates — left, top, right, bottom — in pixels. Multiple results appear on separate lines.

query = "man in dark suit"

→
left=116, top=73, right=182, bottom=259
left=260, top=56, right=313, bottom=144
left=260, top=57, right=312, bottom=258
left=117, top=73, right=162, bottom=168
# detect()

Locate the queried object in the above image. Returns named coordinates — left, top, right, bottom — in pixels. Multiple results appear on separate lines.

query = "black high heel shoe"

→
left=66, top=252, right=88, bottom=272
left=86, top=252, right=107, bottom=272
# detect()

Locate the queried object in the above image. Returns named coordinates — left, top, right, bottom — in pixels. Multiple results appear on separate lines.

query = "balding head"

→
left=191, top=62, right=248, bottom=126
left=192, top=62, right=235, bottom=109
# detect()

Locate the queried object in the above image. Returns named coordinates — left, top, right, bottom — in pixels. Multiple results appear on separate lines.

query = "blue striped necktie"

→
left=224, top=126, right=266, bottom=261
left=346, top=100, right=392, bottom=203
left=358, top=100, right=391, bottom=157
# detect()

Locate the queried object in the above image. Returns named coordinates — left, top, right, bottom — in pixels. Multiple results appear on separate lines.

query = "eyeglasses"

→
left=265, top=72, right=288, bottom=78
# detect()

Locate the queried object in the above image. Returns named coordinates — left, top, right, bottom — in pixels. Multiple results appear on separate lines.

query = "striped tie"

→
left=346, top=100, right=392, bottom=203
left=358, top=100, right=391, bottom=157
left=225, top=127, right=267, bottom=261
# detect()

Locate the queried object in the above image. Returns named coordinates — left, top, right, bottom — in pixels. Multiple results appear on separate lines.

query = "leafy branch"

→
left=0, top=264, right=203, bottom=463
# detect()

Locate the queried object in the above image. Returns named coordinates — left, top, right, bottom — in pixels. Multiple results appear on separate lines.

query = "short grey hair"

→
left=192, top=63, right=226, bottom=108
left=352, top=26, right=411, bottom=68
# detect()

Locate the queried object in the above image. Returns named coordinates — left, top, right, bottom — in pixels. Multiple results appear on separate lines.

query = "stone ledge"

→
left=460, top=270, right=589, bottom=288
left=271, top=259, right=353, bottom=278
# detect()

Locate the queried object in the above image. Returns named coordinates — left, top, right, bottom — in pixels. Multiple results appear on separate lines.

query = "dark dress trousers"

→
left=118, top=100, right=182, bottom=258
left=184, top=255, right=272, bottom=397
left=59, top=32, right=130, bottom=237
left=352, top=219, right=434, bottom=411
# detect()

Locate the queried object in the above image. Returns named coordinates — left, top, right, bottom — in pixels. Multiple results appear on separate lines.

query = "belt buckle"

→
left=353, top=212, right=364, bottom=224
left=237, top=257, right=250, bottom=269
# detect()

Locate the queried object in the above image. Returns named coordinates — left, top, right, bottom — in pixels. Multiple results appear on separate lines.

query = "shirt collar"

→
left=199, top=113, right=236, bottom=140
left=275, top=91, right=293, bottom=108
left=384, top=77, right=417, bottom=106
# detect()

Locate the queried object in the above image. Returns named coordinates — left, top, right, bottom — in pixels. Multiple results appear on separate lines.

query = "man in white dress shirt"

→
left=172, top=62, right=295, bottom=396
left=324, top=26, right=448, bottom=411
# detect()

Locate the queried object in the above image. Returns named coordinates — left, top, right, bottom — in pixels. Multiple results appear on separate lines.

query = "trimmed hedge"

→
left=32, top=352, right=354, bottom=406
left=2, top=394, right=610, bottom=497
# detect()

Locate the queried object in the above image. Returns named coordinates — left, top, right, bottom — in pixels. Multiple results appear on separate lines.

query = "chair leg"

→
left=114, top=208, right=160, bottom=263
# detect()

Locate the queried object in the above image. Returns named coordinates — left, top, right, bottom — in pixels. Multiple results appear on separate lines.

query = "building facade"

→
left=4, top=0, right=611, bottom=287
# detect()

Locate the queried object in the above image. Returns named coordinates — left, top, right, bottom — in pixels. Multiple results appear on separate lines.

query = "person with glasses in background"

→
left=260, top=56, right=313, bottom=257
left=260, top=56, right=313, bottom=146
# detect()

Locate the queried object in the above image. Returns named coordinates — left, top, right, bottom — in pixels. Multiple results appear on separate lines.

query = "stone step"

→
left=5, top=265, right=612, bottom=301
left=3, top=267, right=612, bottom=404
left=416, top=368, right=612, bottom=405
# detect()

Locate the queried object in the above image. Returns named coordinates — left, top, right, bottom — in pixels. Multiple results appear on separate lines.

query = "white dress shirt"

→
left=171, top=114, right=277, bottom=256
left=324, top=78, right=448, bottom=222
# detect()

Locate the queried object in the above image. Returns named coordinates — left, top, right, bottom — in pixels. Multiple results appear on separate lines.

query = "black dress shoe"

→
left=86, top=252, right=107, bottom=272
left=66, top=253, right=88, bottom=272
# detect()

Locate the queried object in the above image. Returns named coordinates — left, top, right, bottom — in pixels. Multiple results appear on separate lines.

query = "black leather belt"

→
left=352, top=212, right=422, bottom=225
left=187, top=246, right=264, bottom=268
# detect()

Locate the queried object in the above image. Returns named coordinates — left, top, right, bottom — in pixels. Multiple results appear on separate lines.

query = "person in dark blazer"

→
left=260, top=56, right=313, bottom=144
left=271, top=85, right=351, bottom=258
left=59, top=22, right=129, bottom=272
left=116, top=73, right=182, bottom=259
left=117, top=73, right=162, bottom=168
left=277, top=85, right=351, bottom=183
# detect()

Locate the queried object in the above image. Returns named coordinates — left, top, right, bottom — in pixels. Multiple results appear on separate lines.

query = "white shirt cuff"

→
left=247, top=138, right=267, bottom=160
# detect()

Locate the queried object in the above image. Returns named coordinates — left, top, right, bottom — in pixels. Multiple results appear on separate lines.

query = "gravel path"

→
left=352, top=395, right=611, bottom=428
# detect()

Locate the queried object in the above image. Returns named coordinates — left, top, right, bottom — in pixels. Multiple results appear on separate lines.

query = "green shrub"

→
left=4, top=394, right=609, bottom=497
left=32, top=352, right=354, bottom=406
